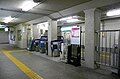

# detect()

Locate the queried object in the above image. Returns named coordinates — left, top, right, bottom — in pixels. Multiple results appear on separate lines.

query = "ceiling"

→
left=0, top=0, right=92, bottom=26
left=99, top=2, right=120, bottom=11
left=1, top=0, right=120, bottom=26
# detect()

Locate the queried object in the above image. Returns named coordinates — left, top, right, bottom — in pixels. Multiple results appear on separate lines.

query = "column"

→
left=48, top=19, right=57, bottom=56
left=84, top=9, right=101, bottom=68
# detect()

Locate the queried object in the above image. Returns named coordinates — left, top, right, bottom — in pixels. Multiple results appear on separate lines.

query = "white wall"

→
left=32, top=22, right=48, bottom=39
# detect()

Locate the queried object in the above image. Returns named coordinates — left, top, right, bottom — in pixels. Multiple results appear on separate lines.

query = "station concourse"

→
left=0, top=0, right=120, bottom=79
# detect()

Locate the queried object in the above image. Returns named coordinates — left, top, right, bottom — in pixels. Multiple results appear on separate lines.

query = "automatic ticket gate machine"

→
left=51, top=36, right=64, bottom=57
left=39, top=36, right=48, bottom=54
left=28, top=39, right=40, bottom=51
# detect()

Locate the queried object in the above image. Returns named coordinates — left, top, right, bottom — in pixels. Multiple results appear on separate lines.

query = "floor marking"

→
left=2, top=50, right=44, bottom=79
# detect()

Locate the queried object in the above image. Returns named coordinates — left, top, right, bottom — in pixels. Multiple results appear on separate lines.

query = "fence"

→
left=96, top=30, right=120, bottom=70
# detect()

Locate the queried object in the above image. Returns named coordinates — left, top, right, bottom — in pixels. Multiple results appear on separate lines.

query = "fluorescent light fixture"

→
left=58, top=16, right=73, bottom=21
left=106, top=9, right=120, bottom=16
left=66, top=19, right=79, bottom=23
left=3, top=16, right=15, bottom=23
left=57, top=16, right=80, bottom=23
left=5, top=27, right=8, bottom=31
left=61, top=26, right=77, bottom=31
left=61, top=26, right=72, bottom=31
left=58, top=16, right=79, bottom=21
left=20, top=1, right=39, bottom=11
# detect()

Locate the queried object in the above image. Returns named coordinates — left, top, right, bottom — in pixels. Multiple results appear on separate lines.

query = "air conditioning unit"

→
left=33, top=0, right=46, bottom=3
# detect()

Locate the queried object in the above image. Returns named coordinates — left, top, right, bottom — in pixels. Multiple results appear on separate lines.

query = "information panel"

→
left=71, top=27, right=80, bottom=45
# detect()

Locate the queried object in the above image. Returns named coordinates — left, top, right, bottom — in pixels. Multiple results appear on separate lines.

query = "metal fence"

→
left=81, top=31, right=85, bottom=61
left=96, top=30, right=120, bottom=69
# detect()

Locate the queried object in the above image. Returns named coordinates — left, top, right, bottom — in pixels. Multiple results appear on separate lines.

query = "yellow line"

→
left=2, top=50, right=43, bottom=79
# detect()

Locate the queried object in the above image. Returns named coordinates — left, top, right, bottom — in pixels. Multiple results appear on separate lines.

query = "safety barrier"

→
left=96, top=29, right=120, bottom=75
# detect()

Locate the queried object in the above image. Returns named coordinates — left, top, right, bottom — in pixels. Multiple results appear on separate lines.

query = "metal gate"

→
left=96, top=30, right=120, bottom=74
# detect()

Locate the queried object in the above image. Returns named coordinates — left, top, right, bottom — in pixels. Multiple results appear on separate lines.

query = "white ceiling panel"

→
left=34, top=0, right=92, bottom=11
left=0, top=10, right=22, bottom=17
left=0, top=0, right=92, bottom=24
left=18, top=13, right=43, bottom=21
left=30, top=9, right=54, bottom=15
left=0, top=0, right=25, bottom=10
left=1, top=0, right=119, bottom=25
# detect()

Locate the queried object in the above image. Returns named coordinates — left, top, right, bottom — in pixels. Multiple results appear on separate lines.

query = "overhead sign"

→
left=71, top=27, right=80, bottom=45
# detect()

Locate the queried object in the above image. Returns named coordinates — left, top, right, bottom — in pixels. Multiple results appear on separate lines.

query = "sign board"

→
left=71, top=27, right=80, bottom=45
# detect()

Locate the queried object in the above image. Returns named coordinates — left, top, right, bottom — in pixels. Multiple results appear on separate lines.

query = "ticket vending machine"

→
left=67, top=45, right=81, bottom=66
left=67, top=27, right=81, bottom=66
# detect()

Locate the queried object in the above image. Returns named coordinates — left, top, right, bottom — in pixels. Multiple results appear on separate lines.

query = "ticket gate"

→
left=51, top=40, right=63, bottom=57
left=28, top=39, right=40, bottom=51
left=39, top=36, right=48, bottom=54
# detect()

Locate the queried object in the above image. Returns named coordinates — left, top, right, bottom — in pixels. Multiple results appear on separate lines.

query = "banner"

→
left=71, top=27, right=80, bottom=45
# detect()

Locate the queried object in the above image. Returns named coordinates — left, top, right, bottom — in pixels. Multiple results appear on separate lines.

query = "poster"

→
left=71, top=27, right=80, bottom=45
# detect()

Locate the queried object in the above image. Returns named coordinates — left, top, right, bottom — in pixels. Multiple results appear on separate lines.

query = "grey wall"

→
left=0, top=31, right=9, bottom=44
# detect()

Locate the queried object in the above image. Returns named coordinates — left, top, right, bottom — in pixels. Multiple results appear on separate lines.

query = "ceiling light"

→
left=57, top=16, right=80, bottom=23
left=66, top=19, right=80, bottom=23
left=3, top=16, right=15, bottom=23
left=61, top=26, right=72, bottom=31
left=58, top=16, right=73, bottom=21
left=20, top=1, right=39, bottom=11
left=106, top=9, right=120, bottom=16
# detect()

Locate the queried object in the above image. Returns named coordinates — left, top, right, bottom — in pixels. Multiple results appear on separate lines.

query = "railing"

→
left=81, top=31, right=85, bottom=61
left=96, top=30, right=120, bottom=69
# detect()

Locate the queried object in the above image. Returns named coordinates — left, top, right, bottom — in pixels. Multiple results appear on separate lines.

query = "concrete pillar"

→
left=84, top=9, right=101, bottom=68
left=48, top=19, right=57, bottom=56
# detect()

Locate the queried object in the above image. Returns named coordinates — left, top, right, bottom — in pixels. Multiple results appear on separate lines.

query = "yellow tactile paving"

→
left=2, top=50, right=44, bottom=79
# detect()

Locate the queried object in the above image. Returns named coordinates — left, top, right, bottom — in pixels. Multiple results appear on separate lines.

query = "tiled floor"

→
left=0, top=44, right=119, bottom=79
left=0, top=51, right=29, bottom=79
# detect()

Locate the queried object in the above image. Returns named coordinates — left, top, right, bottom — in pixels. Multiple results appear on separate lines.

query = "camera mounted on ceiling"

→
left=33, top=0, right=47, bottom=3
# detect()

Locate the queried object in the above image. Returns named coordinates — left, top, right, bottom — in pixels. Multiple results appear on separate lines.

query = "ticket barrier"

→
left=67, top=45, right=81, bottom=66
left=39, top=36, right=48, bottom=54
left=28, top=39, right=40, bottom=51
left=51, top=40, right=63, bottom=57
